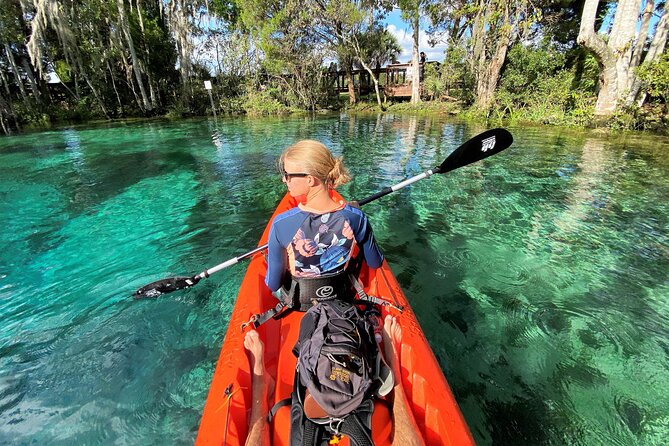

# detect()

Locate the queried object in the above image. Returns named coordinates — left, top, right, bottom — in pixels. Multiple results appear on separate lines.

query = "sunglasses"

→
left=280, top=169, right=310, bottom=181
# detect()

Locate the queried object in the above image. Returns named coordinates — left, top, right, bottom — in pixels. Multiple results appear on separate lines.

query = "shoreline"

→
left=3, top=102, right=667, bottom=138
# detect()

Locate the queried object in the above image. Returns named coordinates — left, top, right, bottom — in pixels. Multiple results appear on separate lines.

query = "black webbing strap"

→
left=268, top=397, right=292, bottom=423
left=340, top=413, right=374, bottom=446
left=349, top=275, right=405, bottom=312
left=251, top=301, right=288, bottom=329
left=269, top=397, right=325, bottom=446
left=303, top=419, right=322, bottom=446
left=248, top=269, right=403, bottom=332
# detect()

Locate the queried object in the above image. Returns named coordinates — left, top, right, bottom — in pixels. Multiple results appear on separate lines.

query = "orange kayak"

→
left=195, top=192, right=475, bottom=445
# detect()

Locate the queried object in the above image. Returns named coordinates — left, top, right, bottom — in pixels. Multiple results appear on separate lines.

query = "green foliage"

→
left=2, top=0, right=667, bottom=134
left=54, top=60, right=72, bottom=83
left=417, top=42, right=475, bottom=104
left=241, top=86, right=293, bottom=116
left=422, top=63, right=445, bottom=100
left=636, top=51, right=669, bottom=104
left=500, top=44, right=566, bottom=96
left=165, top=102, right=189, bottom=119
left=441, top=42, right=475, bottom=102
left=485, top=42, right=597, bottom=127
left=210, top=0, right=240, bottom=24
left=354, top=26, right=401, bottom=70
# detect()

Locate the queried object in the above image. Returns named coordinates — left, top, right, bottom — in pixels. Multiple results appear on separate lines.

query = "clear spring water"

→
left=0, top=115, right=667, bottom=445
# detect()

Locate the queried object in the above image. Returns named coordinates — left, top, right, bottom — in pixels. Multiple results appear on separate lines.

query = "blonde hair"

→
left=280, top=140, right=351, bottom=188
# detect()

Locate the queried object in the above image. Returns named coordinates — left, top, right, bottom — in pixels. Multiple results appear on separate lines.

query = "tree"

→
left=236, top=0, right=331, bottom=109
left=306, top=0, right=394, bottom=107
left=577, top=0, right=669, bottom=116
left=237, top=0, right=397, bottom=108
left=351, top=26, right=401, bottom=107
left=470, top=0, right=539, bottom=110
left=427, top=0, right=538, bottom=110
left=398, top=0, right=425, bottom=103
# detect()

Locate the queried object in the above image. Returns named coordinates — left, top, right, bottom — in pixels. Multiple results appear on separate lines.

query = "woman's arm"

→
left=355, top=212, right=384, bottom=269
left=265, top=223, right=286, bottom=291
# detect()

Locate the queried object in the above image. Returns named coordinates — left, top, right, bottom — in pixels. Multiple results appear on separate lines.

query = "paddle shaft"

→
left=196, top=128, right=513, bottom=280
left=357, top=169, right=436, bottom=206
left=197, top=245, right=266, bottom=279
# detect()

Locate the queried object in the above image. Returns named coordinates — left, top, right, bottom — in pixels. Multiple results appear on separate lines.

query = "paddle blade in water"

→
left=133, top=276, right=200, bottom=299
left=437, top=128, right=513, bottom=174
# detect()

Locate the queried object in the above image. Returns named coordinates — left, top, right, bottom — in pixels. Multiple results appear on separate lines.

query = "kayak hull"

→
left=195, top=193, right=474, bottom=445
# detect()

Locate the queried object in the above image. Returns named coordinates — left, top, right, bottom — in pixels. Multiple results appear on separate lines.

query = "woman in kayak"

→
left=264, top=139, right=384, bottom=296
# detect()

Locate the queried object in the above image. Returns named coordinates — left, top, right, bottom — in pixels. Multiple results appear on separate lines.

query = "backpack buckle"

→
left=329, top=418, right=344, bottom=435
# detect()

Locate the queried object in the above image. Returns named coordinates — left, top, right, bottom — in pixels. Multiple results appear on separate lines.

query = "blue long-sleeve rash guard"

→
left=265, top=203, right=384, bottom=292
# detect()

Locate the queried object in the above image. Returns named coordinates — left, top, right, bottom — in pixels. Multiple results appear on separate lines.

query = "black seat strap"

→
left=268, top=397, right=292, bottom=423
left=249, top=301, right=287, bottom=329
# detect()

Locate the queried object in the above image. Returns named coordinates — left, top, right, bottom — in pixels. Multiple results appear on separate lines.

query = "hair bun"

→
left=329, top=157, right=351, bottom=188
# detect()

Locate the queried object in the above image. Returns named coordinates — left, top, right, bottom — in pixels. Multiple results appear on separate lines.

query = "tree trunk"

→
left=629, top=0, right=654, bottom=71
left=410, top=14, right=421, bottom=103
left=83, top=76, right=110, bottom=118
left=577, top=0, right=642, bottom=116
left=167, top=0, right=193, bottom=99
left=107, top=60, right=124, bottom=113
left=0, top=67, right=12, bottom=97
left=4, top=44, right=31, bottom=109
left=473, top=2, right=511, bottom=110
left=475, top=41, right=509, bottom=109
left=470, top=1, right=486, bottom=80
left=345, top=65, right=356, bottom=104
left=20, top=56, right=41, bottom=104
left=630, top=5, right=669, bottom=105
left=357, top=58, right=384, bottom=108
left=116, top=0, right=151, bottom=111
left=0, top=92, right=14, bottom=135
left=136, top=5, right=159, bottom=109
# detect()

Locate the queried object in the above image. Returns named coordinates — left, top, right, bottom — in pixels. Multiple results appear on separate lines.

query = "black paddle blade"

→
left=133, top=276, right=200, bottom=299
left=437, top=128, right=513, bottom=174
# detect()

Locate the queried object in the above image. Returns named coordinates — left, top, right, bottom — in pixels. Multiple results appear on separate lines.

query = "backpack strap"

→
left=340, top=412, right=374, bottom=446
left=267, top=397, right=327, bottom=446
left=302, top=419, right=323, bottom=446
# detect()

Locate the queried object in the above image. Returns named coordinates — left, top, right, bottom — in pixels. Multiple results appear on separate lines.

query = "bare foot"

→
left=382, top=315, right=402, bottom=377
left=244, top=330, right=265, bottom=377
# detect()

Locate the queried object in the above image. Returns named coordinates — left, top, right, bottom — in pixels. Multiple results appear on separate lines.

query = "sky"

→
left=383, top=9, right=448, bottom=63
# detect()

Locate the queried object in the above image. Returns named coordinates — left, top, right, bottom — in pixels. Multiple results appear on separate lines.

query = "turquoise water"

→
left=1, top=116, right=667, bottom=445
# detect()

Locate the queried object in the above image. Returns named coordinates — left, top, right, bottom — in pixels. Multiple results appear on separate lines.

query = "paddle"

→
left=133, top=127, right=513, bottom=299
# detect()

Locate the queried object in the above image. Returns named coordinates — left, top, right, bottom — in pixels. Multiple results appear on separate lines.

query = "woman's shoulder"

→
left=272, top=206, right=306, bottom=226
left=340, top=203, right=368, bottom=219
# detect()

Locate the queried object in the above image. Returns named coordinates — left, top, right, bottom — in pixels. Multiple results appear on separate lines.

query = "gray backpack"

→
left=270, top=299, right=384, bottom=445
left=297, top=299, right=376, bottom=417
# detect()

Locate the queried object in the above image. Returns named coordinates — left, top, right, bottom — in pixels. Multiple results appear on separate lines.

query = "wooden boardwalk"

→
left=329, top=62, right=433, bottom=99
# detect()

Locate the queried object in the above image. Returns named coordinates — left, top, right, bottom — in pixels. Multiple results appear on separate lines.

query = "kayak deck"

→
left=195, top=193, right=474, bottom=445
